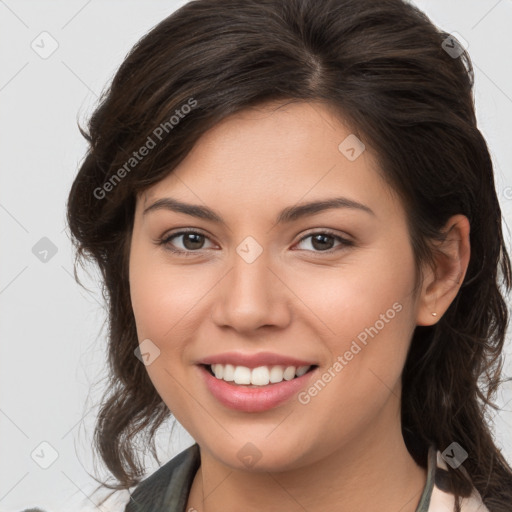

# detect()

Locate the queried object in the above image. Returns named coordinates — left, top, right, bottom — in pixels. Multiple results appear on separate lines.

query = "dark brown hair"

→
left=66, top=0, right=512, bottom=509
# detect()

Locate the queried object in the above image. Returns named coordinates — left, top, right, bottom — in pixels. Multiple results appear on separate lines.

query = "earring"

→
left=432, top=312, right=437, bottom=317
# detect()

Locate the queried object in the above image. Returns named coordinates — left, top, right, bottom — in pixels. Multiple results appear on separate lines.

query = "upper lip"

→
left=197, top=351, right=317, bottom=369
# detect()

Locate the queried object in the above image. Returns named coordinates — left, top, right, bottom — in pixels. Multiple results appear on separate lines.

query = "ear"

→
left=416, top=214, right=471, bottom=326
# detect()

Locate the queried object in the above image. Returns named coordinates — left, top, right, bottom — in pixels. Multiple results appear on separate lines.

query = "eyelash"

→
left=157, top=228, right=354, bottom=257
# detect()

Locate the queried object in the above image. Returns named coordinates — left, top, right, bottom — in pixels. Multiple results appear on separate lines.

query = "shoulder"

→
left=124, top=443, right=200, bottom=512
left=428, top=451, right=489, bottom=512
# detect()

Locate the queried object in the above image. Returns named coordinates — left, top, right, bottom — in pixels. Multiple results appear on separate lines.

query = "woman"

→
left=66, top=0, right=512, bottom=510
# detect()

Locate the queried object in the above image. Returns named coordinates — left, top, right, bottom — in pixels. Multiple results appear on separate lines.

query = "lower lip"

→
left=198, top=365, right=317, bottom=412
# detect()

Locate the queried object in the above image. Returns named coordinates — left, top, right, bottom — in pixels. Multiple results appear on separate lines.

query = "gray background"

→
left=1, top=1, right=511, bottom=510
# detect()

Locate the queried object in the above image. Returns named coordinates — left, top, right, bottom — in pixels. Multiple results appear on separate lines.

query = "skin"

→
left=128, top=101, right=470, bottom=512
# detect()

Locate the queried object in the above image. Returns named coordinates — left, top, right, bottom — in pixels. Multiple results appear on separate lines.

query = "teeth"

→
left=233, top=365, right=251, bottom=384
left=209, top=364, right=312, bottom=386
left=251, top=366, right=270, bottom=386
left=222, top=364, right=235, bottom=381
left=295, top=365, right=310, bottom=377
left=269, top=366, right=284, bottom=383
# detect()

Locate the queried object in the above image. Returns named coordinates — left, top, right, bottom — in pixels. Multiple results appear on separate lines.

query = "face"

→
left=129, top=101, right=423, bottom=471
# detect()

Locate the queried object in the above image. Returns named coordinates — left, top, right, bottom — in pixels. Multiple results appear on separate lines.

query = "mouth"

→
left=197, top=363, right=319, bottom=412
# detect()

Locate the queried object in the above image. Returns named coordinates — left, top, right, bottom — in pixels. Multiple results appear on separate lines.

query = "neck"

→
left=186, top=405, right=427, bottom=512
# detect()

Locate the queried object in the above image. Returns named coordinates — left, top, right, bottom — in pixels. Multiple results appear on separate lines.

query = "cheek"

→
left=128, top=247, right=203, bottom=421
left=293, top=240, right=417, bottom=438
left=293, top=234, right=416, bottom=346
left=129, top=243, right=207, bottom=342
left=128, top=243, right=219, bottom=414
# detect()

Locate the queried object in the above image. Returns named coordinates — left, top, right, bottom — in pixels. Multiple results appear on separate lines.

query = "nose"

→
left=209, top=249, right=292, bottom=334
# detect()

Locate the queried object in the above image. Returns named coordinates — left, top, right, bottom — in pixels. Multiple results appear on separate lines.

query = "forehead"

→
left=138, top=100, right=400, bottom=220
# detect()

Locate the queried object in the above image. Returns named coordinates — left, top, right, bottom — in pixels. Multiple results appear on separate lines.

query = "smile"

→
left=198, top=363, right=318, bottom=412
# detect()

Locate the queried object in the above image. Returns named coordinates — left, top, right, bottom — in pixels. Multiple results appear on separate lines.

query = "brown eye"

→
left=159, top=230, right=215, bottom=255
left=295, top=230, right=353, bottom=253
left=178, top=232, right=206, bottom=250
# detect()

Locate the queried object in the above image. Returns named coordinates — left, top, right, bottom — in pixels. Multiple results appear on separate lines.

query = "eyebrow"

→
left=143, top=196, right=375, bottom=224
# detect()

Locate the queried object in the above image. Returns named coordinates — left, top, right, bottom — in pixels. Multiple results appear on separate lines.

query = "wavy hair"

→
left=66, top=0, right=512, bottom=509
